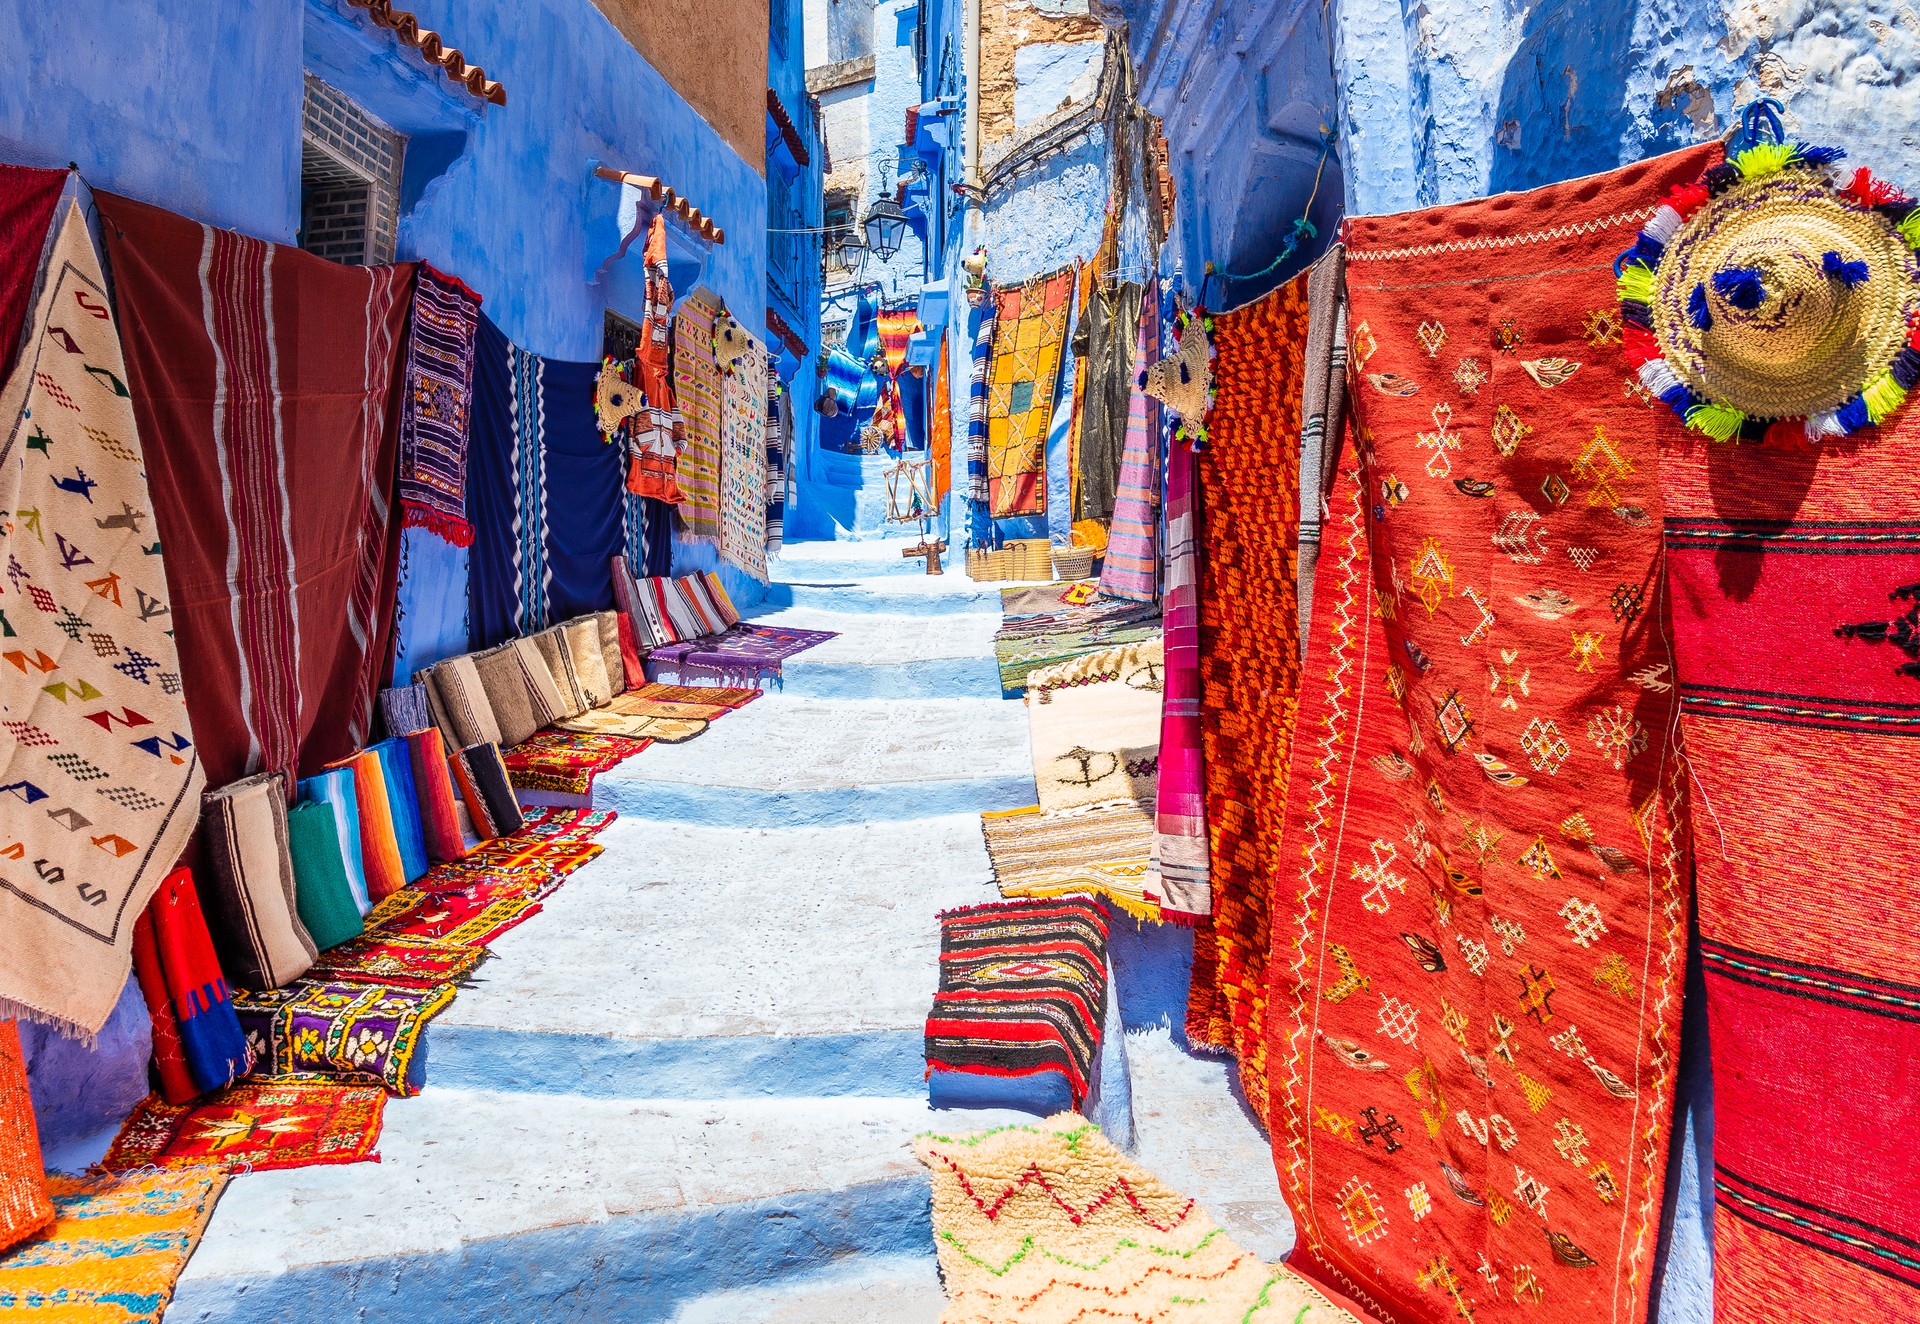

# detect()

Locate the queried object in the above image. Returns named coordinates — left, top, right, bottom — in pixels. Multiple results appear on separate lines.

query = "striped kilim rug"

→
left=981, top=801, right=1155, bottom=921
left=915, top=1113, right=1364, bottom=1324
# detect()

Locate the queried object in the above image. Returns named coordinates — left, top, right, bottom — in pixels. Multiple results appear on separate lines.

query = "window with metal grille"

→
left=299, top=75, right=406, bottom=266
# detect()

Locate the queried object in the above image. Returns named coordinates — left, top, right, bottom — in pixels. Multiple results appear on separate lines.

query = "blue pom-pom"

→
left=1823, top=250, right=1871, bottom=286
left=1659, top=382, right=1697, bottom=412
left=1892, top=347, right=1920, bottom=389
left=1837, top=394, right=1873, bottom=433
left=1136, top=370, right=1148, bottom=389
left=1798, top=144, right=1846, bottom=166
left=1614, top=235, right=1665, bottom=274
left=1689, top=283, right=1714, bottom=330
left=1713, top=266, right=1768, bottom=310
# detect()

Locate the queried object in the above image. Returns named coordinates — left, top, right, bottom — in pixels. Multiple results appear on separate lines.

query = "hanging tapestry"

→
left=1149, top=398, right=1208, bottom=922
left=765, top=361, right=787, bottom=554
left=925, top=898, right=1109, bottom=1107
left=625, top=214, right=687, bottom=504
left=986, top=268, right=1075, bottom=518
left=715, top=314, right=768, bottom=580
left=466, top=313, right=624, bottom=649
left=233, top=977, right=455, bottom=1096
left=396, top=263, right=482, bottom=545
left=0, top=1165, right=227, bottom=1323
left=671, top=291, right=726, bottom=543
left=982, top=799, right=1156, bottom=921
left=1073, top=279, right=1145, bottom=521
left=1265, top=151, right=1707, bottom=1324
left=366, top=877, right=544, bottom=947
left=915, top=1113, right=1365, bottom=1324
left=103, top=1080, right=386, bottom=1174
left=1025, top=639, right=1164, bottom=816
left=929, top=336, right=952, bottom=505
left=1099, top=281, right=1163, bottom=602
left=1655, top=179, right=1920, bottom=1315
left=1184, top=273, right=1310, bottom=1090
left=0, top=203, right=206, bottom=1037
left=1298, top=249, right=1350, bottom=642
left=0, top=165, right=63, bottom=385
left=0, top=1022, right=52, bottom=1254
left=623, top=486, right=674, bottom=581
left=98, top=190, right=412, bottom=790
left=307, top=930, right=486, bottom=989
left=642, top=620, right=836, bottom=688
left=965, top=298, right=995, bottom=505
left=500, top=728, right=648, bottom=796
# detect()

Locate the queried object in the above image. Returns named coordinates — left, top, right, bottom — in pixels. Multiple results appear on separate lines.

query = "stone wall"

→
left=980, top=0, right=1103, bottom=147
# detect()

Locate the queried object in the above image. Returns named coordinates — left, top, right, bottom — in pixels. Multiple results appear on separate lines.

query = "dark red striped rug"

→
left=925, top=898, right=1108, bottom=1106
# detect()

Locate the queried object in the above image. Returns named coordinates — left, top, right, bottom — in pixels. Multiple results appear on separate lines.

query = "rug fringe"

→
left=0, top=993, right=99, bottom=1047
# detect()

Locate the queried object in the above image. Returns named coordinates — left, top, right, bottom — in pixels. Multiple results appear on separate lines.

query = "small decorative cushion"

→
left=673, top=576, right=725, bottom=638
left=655, top=575, right=705, bottom=641
left=295, top=768, right=371, bottom=917
left=564, top=616, right=613, bottom=708
left=596, top=610, right=626, bottom=695
left=610, top=554, right=659, bottom=648
left=472, top=643, right=543, bottom=748
left=426, top=654, right=502, bottom=749
left=615, top=610, right=646, bottom=680
left=378, top=683, right=433, bottom=738
left=701, top=570, right=742, bottom=626
left=199, top=772, right=317, bottom=990
left=372, top=737, right=430, bottom=884
left=407, top=727, right=467, bottom=863
left=530, top=628, right=588, bottom=718
left=285, top=800, right=365, bottom=952
left=512, top=635, right=571, bottom=726
left=449, top=742, right=524, bottom=839
left=324, top=750, right=409, bottom=902
left=415, top=665, right=465, bottom=754
left=638, top=574, right=679, bottom=645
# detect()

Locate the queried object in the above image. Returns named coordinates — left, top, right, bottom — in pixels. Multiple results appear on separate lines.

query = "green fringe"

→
left=1898, top=210, right=1920, bottom=251
left=1862, top=368, right=1909, bottom=425
left=1616, top=263, right=1657, bottom=306
left=1685, top=401, right=1747, bottom=441
left=1732, top=142, right=1797, bottom=179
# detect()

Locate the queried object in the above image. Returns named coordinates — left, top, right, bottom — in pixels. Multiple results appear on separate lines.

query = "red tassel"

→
left=1907, top=310, right=1920, bottom=351
left=1621, top=325, right=1661, bottom=369
left=1663, top=181, right=1710, bottom=220
left=400, top=501, right=476, bottom=547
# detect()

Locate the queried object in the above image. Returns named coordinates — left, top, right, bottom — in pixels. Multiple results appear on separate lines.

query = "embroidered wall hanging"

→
left=671, top=291, right=727, bottom=543
left=0, top=203, right=206, bottom=1037
left=715, top=313, right=768, bottom=581
left=396, top=263, right=482, bottom=545
left=986, top=268, right=1075, bottom=518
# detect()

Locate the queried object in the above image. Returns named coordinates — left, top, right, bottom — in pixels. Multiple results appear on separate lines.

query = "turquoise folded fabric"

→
left=286, top=800, right=365, bottom=951
left=295, top=767, right=371, bottom=917
left=373, top=736, right=431, bottom=883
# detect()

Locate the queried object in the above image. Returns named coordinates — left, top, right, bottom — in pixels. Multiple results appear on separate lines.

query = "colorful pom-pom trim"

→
left=1614, top=98, right=1920, bottom=442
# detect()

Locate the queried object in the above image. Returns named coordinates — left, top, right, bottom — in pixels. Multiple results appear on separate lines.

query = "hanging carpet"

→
left=0, top=202, right=206, bottom=1037
left=98, top=190, right=412, bottom=790
left=1184, top=271, right=1311, bottom=1091
left=0, top=1023, right=52, bottom=1255
left=915, top=1113, right=1364, bottom=1324
left=930, top=336, right=952, bottom=504
left=1658, top=252, right=1920, bottom=1316
left=1264, top=148, right=1708, bottom=1324
left=624, top=213, right=686, bottom=504
left=671, top=291, right=726, bottom=542
left=1150, top=402, right=1208, bottom=922
left=1097, top=280, right=1162, bottom=603
left=1072, top=279, right=1144, bottom=522
left=715, top=314, right=768, bottom=580
left=467, top=313, right=623, bottom=650
left=395, top=263, right=482, bottom=545
left=102, top=1081, right=385, bottom=1174
left=0, top=165, right=63, bottom=384
left=986, top=268, right=1074, bottom=518
left=964, top=299, right=995, bottom=504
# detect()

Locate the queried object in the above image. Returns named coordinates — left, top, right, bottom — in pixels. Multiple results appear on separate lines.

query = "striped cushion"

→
left=472, top=643, right=543, bottom=747
left=615, top=611, right=645, bottom=681
left=563, top=616, right=612, bottom=708
left=645, top=576, right=690, bottom=644
left=596, top=610, right=626, bottom=695
left=531, top=628, right=588, bottom=718
left=512, top=636, right=571, bottom=725
left=701, top=570, right=742, bottom=626
left=378, top=683, right=433, bottom=737
left=671, top=576, right=723, bottom=638
left=324, top=750, right=408, bottom=903
left=407, top=728, right=467, bottom=863
left=424, top=655, right=501, bottom=750
left=449, top=742, right=523, bottom=839
left=610, top=555, right=658, bottom=648
left=199, top=772, right=316, bottom=990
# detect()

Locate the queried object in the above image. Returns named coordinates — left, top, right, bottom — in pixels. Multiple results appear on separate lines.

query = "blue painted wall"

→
left=0, top=0, right=790, bottom=1164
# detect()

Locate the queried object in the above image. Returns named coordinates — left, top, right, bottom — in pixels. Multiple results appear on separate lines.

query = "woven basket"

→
left=1007, top=538, right=1053, bottom=581
left=967, top=548, right=1013, bottom=581
left=1051, top=546, right=1095, bottom=581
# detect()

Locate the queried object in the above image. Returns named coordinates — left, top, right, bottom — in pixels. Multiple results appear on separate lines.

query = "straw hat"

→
left=1617, top=100, right=1920, bottom=441
left=1141, top=309, right=1214, bottom=443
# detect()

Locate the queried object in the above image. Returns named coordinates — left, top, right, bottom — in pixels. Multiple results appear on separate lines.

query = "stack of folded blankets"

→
left=612, top=559, right=836, bottom=688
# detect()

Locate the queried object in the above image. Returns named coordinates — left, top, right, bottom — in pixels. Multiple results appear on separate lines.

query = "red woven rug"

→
left=1266, top=147, right=1713, bottom=1324
left=1660, top=369, right=1920, bottom=1312
left=103, top=1081, right=384, bottom=1173
left=1187, top=273, right=1310, bottom=1126
left=503, top=729, right=650, bottom=796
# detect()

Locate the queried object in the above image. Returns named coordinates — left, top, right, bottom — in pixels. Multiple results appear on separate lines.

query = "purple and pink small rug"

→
left=643, top=623, right=837, bottom=688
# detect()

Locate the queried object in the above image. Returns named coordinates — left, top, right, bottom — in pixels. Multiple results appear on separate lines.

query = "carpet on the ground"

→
left=232, top=979, right=455, bottom=1097
left=101, top=1082, right=385, bottom=1174
left=925, top=898, right=1108, bottom=1108
left=0, top=1165, right=227, bottom=1323
left=501, top=729, right=650, bottom=796
left=914, top=1113, right=1363, bottom=1324
left=642, top=622, right=837, bottom=688
left=993, top=599, right=1161, bottom=696
left=307, top=931, right=487, bottom=989
left=999, top=581, right=1099, bottom=617
left=980, top=801, right=1156, bottom=921
left=366, top=879, right=545, bottom=948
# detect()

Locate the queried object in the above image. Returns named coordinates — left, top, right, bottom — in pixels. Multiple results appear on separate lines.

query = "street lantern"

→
left=836, top=229, right=868, bottom=277
left=862, top=195, right=909, bottom=262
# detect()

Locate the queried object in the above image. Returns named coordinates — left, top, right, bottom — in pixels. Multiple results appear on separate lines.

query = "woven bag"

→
left=0, top=1021, right=53, bottom=1252
left=1007, top=538, right=1053, bottom=581
left=1051, top=546, right=1095, bottom=580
